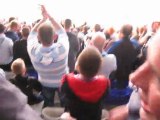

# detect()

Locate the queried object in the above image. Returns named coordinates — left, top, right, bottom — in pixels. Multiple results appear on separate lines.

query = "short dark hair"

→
left=22, top=27, right=30, bottom=38
left=120, top=24, right=133, bottom=38
left=64, top=19, right=72, bottom=29
left=9, top=17, right=16, bottom=22
left=38, top=23, right=54, bottom=45
left=0, top=23, right=5, bottom=33
left=77, top=46, right=102, bottom=79
left=94, top=24, right=101, bottom=32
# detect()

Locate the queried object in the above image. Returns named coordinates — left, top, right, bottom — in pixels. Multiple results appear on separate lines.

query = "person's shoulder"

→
left=113, top=39, right=122, bottom=45
left=97, top=75, right=110, bottom=84
left=5, top=31, right=12, bottom=35
left=67, top=32, right=78, bottom=38
left=4, top=36, right=13, bottom=42
left=102, top=52, right=116, bottom=59
left=108, top=40, right=121, bottom=49
left=103, top=52, right=115, bottom=57
left=13, top=39, right=22, bottom=45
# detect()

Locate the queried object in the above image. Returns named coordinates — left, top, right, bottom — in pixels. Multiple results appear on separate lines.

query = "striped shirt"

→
left=27, top=30, right=69, bottom=88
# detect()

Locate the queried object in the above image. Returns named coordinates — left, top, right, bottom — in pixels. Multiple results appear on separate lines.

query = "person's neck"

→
left=65, top=28, right=71, bottom=32
left=22, top=36, right=28, bottom=40
left=10, top=28, right=16, bottom=32
left=43, top=42, right=53, bottom=47
left=79, top=74, right=93, bottom=81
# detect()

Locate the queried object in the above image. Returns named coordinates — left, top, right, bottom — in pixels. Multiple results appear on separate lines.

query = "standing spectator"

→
left=61, top=46, right=110, bottom=120
left=27, top=5, right=69, bottom=107
left=5, top=20, right=20, bottom=42
left=0, top=23, right=13, bottom=71
left=107, top=24, right=137, bottom=89
left=12, top=26, right=37, bottom=78
left=64, top=19, right=80, bottom=72
left=91, top=32, right=117, bottom=78
left=13, top=26, right=32, bottom=68
left=109, top=29, right=160, bottom=120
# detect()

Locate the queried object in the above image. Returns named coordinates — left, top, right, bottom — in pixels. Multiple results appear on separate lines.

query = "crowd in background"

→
left=0, top=5, right=160, bottom=120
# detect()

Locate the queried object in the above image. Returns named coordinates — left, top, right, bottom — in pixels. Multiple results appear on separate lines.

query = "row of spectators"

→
left=1, top=4, right=160, bottom=120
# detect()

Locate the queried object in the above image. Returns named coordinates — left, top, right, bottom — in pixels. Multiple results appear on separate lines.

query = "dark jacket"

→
left=10, top=75, right=43, bottom=105
left=67, top=32, right=80, bottom=72
left=0, top=68, right=43, bottom=120
left=61, top=74, right=110, bottom=120
left=108, top=38, right=137, bottom=88
left=5, top=31, right=19, bottom=42
left=13, top=39, right=33, bottom=68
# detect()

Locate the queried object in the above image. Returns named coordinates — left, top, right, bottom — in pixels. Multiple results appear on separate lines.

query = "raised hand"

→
left=40, top=5, right=48, bottom=20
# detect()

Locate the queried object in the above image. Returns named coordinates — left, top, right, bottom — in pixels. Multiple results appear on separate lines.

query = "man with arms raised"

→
left=27, top=5, right=69, bottom=107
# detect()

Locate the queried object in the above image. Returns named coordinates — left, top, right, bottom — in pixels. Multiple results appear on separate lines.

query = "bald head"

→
left=91, top=32, right=106, bottom=53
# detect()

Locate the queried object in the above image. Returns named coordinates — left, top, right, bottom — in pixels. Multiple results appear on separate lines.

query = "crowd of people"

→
left=0, top=4, right=160, bottom=120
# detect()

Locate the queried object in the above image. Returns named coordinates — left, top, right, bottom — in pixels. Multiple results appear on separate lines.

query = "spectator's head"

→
left=91, top=32, right=106, bottom=53
left=11, top=58, right=26, bottom=76
left=10, top=20, right=19, bottom=32
left=8, top=17, right=16, bottom=23
left=76, top=46, right=102, bottom=79
left=82, top=25, right=89, bottom=35
left=130, top=31, right=160, bottom=119
left=21, top=26, right=30, bottom=38
left=93, top=24, right=101, bottom=32
left=151, top=21, right=160, bottom=33
left=119, top=24, right=133, bottom=39
left=103, top=27, right=115, bottom=39
left=38, top=23, right=54, bottom=46
left=0, top=23, right=5, bottom=34
left=64, top=19, right=72, bottom=30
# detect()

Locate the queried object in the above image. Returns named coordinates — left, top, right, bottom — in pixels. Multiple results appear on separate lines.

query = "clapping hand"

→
left=40, top=5, right=48, bottom=20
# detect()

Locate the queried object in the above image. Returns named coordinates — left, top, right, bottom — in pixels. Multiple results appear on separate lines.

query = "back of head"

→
left=120, top=24, right=133, bottom=38
left=8, top=17, right=16, bottom=23
left=82, top=25, right=89, bottom=35
left=11, top=58, right=26, bottom=75
left=10, top=20, right=19, bottom=30
left=77, top=46, right=102, bottom=78
left=104, top=27, right=115, bottom=36
left=151, top=21, right=160, bottom=33
left=91, top=32, right=106, bottom=52
left=22, top=27, right=30, bottom=38
left=38, top=23, right=54, bottom=46
left=94, top=24, right=101, bottom=32
left=0, top=23, right=5, bottom=34
left=64, top=19, right=72, bottom=29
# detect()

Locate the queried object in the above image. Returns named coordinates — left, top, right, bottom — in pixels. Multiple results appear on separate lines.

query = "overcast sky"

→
left=0, top=0, right=159, bottom=28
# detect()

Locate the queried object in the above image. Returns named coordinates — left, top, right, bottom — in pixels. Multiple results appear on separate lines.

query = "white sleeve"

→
left=27, top=31, right=39, bottom=57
